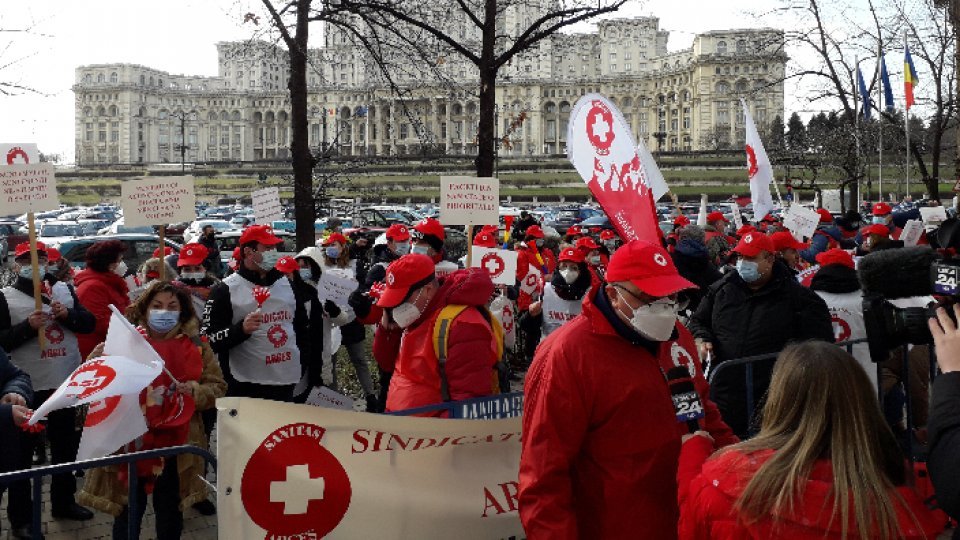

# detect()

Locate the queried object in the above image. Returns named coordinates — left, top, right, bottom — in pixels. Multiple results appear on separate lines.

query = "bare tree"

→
left=318, top=0, right=627, bottom=177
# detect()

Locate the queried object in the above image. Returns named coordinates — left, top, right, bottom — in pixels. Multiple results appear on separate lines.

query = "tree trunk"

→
left=289, top=2, right=317, bottom=250
left=474, top=0, right=497, bottom=178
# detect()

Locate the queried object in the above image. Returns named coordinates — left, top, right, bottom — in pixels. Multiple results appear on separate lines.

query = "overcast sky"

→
left=0, top=0, right=838, bottom=164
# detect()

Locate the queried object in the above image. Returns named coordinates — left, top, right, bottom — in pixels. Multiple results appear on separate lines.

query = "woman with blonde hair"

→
left=677, top=341, right=945, bottom=539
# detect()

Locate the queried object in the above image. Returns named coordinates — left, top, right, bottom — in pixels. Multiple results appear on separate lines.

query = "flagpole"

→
left=878, top=55, right=883, bottom=202
left=853, top=60, right=862, bottom=212
left=904, top=30, right=910, bottom=201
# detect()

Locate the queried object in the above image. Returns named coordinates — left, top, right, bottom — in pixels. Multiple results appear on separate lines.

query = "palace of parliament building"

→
left=73, top=14, right=786, bottom=165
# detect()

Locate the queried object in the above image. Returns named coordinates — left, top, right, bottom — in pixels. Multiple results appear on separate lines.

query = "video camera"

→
left=860, top=245, right=960, bottom=363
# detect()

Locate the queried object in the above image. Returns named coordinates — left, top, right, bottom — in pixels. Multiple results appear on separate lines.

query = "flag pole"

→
left=853, top=59, right=862, bottom=211
left=878, top=55, right=884, bottom=202
left=904, top=30, right=910, bottom=201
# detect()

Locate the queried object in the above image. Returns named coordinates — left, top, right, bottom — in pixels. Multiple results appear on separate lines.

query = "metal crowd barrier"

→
left=0, top=445, right=216, bottom=540
left=388, top=392, right=524, bottom=419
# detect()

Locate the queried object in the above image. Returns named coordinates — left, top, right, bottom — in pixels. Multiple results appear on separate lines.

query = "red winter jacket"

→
left=382, top=268, right=498, bottom=414
left=519, top=291, right=738, bottom=540
left=74, top=269, right=130, bottom=359
left=677, top=438, right=947, bottom=540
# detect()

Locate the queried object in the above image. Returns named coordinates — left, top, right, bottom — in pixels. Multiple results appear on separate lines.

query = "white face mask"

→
left=560, top=269, right=579, bottom=284
left=394, top=242, right=411, bottom=256
left=615, top=288, right=678, bottom=342
left=411, top=245, right=431, bottom=257
left=390, top=288, right=424, bottom=328
left=114, top=260, right=128, bottom=277
left=588, top=255, right=601, bottom=266
left=180, top=271, right=205, bottom=281
left=18, top=264, right=45, bottom=280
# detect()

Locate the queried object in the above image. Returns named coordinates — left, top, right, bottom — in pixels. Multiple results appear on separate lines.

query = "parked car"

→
left=0, top=221, right=27, bottom=262
left=52, top=234, right=183, bottom=275
left=98, top=217, right=154, bottom=236
left=183, top=219, right=235, bottom=243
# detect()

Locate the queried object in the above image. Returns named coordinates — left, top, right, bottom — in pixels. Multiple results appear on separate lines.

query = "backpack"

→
left=431, top=304, right=507, bottom=402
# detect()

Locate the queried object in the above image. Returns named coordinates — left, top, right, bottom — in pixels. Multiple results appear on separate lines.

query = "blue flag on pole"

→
left=880, top=55, right=895, bottom=112
left=857, top=65, right=872, bottom=120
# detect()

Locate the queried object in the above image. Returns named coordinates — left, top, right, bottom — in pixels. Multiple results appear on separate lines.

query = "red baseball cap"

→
left=760, top=214, right=778, bottom=223
left=769, top=231, right=808, bottom=252
left=674, top=215, right=691, bottom=227
left=239, top=224, right=282, bottom=246
left=600, top=229, right=616, bottom=241
left=322, top=232, right=348, bottom=246
left=385, top=224, right=411, bottom=242
left=732, top=232, right=774, bottom=257
left=816, top=208, right=834, bottom=223
left=376, top=254, right=436, bottom=308
left=605, top=241, right=696, bottom=297
left=46, top=247, right=62, bottom=263
left=480, top=224, right=498, bottom=234
left=872, top=202, right=892, bottom=216
left=413, top=218, right=446, bottom=241
left=177, top=243, right=209, bottom=267
left=473, top=231, right=497, bottom=248
left=558, top=247, right=585, bottom=263
left=707, top=211, right=728, bottom=223
left=575, top=236, right=599, bottom=251
left=815, top=248, right=855, bottom=269
left=14, top=241, right=46, bottom=259
left=566, top=226, right=582, bottom=236
left=153, top=246, right=173, bottom=258
left=275, top=256, right=300, bottom=274
left=525, top=225, right=544, bottom=239
left=862, top=224, right=890, bottom=237
left=737, top=224, right=757, bottom=236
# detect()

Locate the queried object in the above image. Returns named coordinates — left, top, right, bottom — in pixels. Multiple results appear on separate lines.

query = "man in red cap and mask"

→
left=519, top=240, right=737, bottom=539
left=412, top=218, right=459, bottom=278
left=202, top=225, right=319, bottom=402
left=688, top=231, right=833, bottom=438
left=372, top=255, right=500, bottom=413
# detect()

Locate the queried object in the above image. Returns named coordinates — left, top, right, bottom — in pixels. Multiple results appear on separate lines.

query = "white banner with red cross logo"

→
left=216, top=397, right=524, bottom=540
left=470, top=246, right=518, bottom=286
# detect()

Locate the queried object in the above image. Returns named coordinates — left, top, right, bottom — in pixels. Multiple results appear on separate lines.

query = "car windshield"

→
left=41, top=224, right=81, bottom=237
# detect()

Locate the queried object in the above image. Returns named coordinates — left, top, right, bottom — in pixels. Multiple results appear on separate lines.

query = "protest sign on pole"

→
left=568, top=94, right=660, bottom=243
left=696, top=194, right=708, bottom=227
left=900, top=219, right=924, bottom=246
left=121, top=177, right=196, bottom=280
left=730, top=203, right=744, bottom=230
left=782, top=205, right=820, bottom=240
left=0, top=143, right=39, bottom=165
left=469, top=247, right=518, bottom=285
left=919, top=206, right=948, bottom=227
left=318, top=271, right=359, bottom=306
left=216, top=397, right=523, bottom=539
left=252, top=187, right=284, bottom=225
left=440, top=176, right=499, bottom=267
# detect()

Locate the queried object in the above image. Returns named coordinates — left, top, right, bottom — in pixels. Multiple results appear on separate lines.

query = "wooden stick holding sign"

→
left=466, top=225, right=475, bottom=267
left=158, top=226, right=166, bottom=281
left=439, top=176, right=499, bottom=270
left=27, top=212, right=45, bottom=350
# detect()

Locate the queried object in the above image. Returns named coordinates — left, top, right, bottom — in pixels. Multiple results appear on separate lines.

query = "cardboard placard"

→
left=470, top=247, right=518, bottom=285
left=730, top=203, right=744, bottom=230
left=900, top=219, right=924, bottom=246
left=0, top=143, right=40, bottom=165
left=440, top=176, right=499, bottom=225
left=919, top=206, right=948, bottom=226
left=305, top=386, right=355, bottom=411
left=252, top=187, right=283, bottom=224
left=0, top=163, right=59, bottom=214
left=782, top=205, right=820, bottom=240
left=121, top=177, right=196, bottom=227
left=318, top=270, right=359, bottom=306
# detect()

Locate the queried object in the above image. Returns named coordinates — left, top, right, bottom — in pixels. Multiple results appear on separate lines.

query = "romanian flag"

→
left=904, top=42, right=918, bottom=110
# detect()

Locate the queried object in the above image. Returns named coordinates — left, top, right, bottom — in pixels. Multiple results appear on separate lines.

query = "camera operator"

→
left=928, top=304, right=960, bottom=524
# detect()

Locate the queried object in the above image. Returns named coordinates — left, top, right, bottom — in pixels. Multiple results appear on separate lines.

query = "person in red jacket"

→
left=677, top=341, right=945, bottom=540
left=519, top=240, right=737, bottom=540
left=74, top=240, right=130, bottom=359
left=373, top=254, right=499, bottom=414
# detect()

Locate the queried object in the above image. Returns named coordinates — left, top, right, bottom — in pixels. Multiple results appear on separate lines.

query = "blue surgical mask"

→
left=412, top=245, right=430, bottom=256
left=325, top=246, right=341, bottom=259
left=535, top=239, right=544, bottom=248
left=736, top=259, right=761, bottom=283
left=258, top=250, right=281, bottom=272
left=872, top=216, right=887, bottom=225
left=394, top=242, right=411, bottom=256
left=299, top=268, right=313, bottom=282
left=18, top=264, right=45, bottom=280
left=147, top=309, right=180, bottom=334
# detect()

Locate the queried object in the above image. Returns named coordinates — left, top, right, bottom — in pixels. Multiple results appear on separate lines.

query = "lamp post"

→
left=172, top=111, right=189, bottom=173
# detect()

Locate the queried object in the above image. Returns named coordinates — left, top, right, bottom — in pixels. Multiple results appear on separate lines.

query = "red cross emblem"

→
left=45, top=323, right=65, bottom=344
left=241, top=423, right=352, bottom=538
left=831, top=315, right=852, bottom=343
left=480, top=252, right=505, bottom=279
left=746, top=144, right=759, bottom=178
left=267, top=325, right=288, bottom=348
left=501, top=305, right=514, bottom=332
left=586, top=101, right=615, bottom=155
left=65, top=359, right=116, bottom=400
left=6, top=147, right=30, bottom=165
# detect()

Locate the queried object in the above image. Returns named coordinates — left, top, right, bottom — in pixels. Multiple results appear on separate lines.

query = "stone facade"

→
left=73, top=17, right=786, bottom=165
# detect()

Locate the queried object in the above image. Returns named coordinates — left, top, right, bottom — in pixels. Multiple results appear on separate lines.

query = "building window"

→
left=188, top=127, right=198, bottom=145
left=611, top=64, right=617, bottom=72
left=98, top=129, right=106, bottom=142
left=110, top=72, right=118, bottom=83
left=609, top=53, right=617, bottom=61
left=209, top=128, right=217, bottom=145
left=233, top=132, right=241, bottom=145
left=97, top=73, right=104, bottom=83
left=159, top=127, right=169, bottom=145
left=625, top=52, right=631, bottom=60
left=625, top=64, right=631, bottom=71
left=737, top=40, right=747, bottom=53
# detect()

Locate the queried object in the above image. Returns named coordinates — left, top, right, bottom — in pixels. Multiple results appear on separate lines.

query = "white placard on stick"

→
left=731, top=203, right=744, bottom=230
left=305, top=386, right=355, bottom=410
left=900, top=220, right=924, bottom=246
left=919, top=206, right=948, bottom=226
left=782, top=205, right=820, bottom=240
left=121, top=177, right=196, bottom=227
left=0, top=163, right=59, bottom=214
left=252, top=187, right=283, bottom=224
left=470, top=247, right=518, bottom=285
left=318, top=271, right=359, bottom=306
left=0, top=143, right=39, bottom=165
left=439, top=176, right=499, bottom=225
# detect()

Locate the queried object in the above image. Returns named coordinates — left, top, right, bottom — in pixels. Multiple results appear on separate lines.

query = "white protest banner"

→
left=900, top=219, right=924, bottom=246
left=0, top=163, right=59, bottom=214
left=252, top=187, right=284, bottom=224
left=470, top=247, right=518, bottom=286
left=440, top=176, right=499, bottom=225
left=919, top=206, right=948, bottom=227
left=318, top=271, right=359, bottom=306
left=305, top=386, right=355, bottom=411
left=742, top=99, right=776, bottom=221
left=783, top=205, right=820, bottom=240
left=0, top=144, right=39, bottom=165
left=121, top=176, right=196, bottom=227
left=216, top=397, right=523, bottom=539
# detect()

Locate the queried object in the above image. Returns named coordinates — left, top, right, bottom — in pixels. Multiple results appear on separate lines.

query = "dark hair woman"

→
left=75, top=240, right=130, bottom=359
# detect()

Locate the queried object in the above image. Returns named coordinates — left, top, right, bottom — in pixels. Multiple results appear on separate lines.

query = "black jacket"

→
left=928, top=372, right=960, bottom=525
left=348, top=244, right=401, bottom=322
left=0, top=277, right=96, bottom=353
left=808, top=264, right=860, bottom=294
left=0, top=346, right=32, bottom=427
left=198, top=234, right=224, bottom=278
left=671, top=239, right=723, bottom=312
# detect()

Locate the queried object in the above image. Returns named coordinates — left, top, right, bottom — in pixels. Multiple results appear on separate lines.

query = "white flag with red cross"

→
left=742, top=99, right=775, bottom=222
left=519, top=264, right=542, bottom=296
left=470, top=247, right=518, bottom=286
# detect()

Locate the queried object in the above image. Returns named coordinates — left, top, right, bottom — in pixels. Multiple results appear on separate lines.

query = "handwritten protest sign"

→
left=900, top=220, right=924, bottom=246
left=919, top=206, right=948, bottom=227
left=440, top=176, right=499, bottom=226
left=121, top=177, right=196, bottom=227
left=305, top=386, right=355, bottom=411
left=318, top=271, right=359, bottom=306
left=0, top=163, right=58, bottom=214
left=783, top=205, right=820, bottom=240
left=470, top=247, right=518, bottom=285
left=252, top=187, right=283, bottom=224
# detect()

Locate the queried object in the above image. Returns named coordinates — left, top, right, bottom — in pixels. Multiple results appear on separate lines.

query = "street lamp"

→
left=171, top=111, right=190, bottom=173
